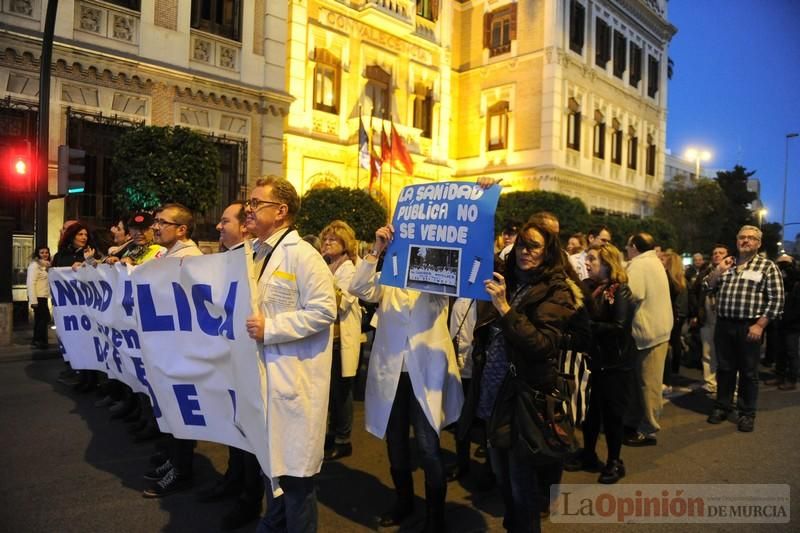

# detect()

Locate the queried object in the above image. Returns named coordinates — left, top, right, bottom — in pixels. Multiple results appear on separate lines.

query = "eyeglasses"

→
left=153, top=218, right=182, bottom=227
left=518, top=240, right=544, bottom=254
left=737, top=235, right=760, bottom=241
left=322, top=237, right=341, bottom=244
left=246, top=198, right=284, bottom=211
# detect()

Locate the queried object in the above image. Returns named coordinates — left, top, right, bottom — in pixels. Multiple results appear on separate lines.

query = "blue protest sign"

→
left=379, top=181, right=500, bottom=300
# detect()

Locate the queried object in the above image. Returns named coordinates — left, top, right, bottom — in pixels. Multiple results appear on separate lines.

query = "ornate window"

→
left=365, top=65, right=391, bottom=120
left=487, top=101, right=509, bottom=151
left=191, top=0, right=242, bottom=41
left=567, top=97, right=581, bottom=151
left=646, top=134, right=656, bottom=176
left=611, top=118, right=623, bottom=164
left=483, top=5, right=517, bottom=57
left=593, top=110, right=605, bottom=159
left=313, top=49, right=340, bottom=114
left=627, top=126, right=638, bottom=170
left=413, top=83, right=433, bottom=138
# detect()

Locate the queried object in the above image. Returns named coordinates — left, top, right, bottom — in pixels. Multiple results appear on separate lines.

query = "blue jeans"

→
left=715, top=318, right=761, bottom=417
left=256, top=475, right=317, bottom=533
left=385, top=372, right=445, bottom=490
left=489, top=444, right=543, bottom=533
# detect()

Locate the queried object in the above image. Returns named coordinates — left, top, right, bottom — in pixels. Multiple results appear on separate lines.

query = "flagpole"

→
left=357, top=105, right=361, bottom=190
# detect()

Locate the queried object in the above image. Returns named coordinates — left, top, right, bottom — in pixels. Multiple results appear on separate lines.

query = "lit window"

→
left=313, top=49, right=340, bottom=114
left=487, top=101, right=509, bottom=151
left=413, top=83, right=433, bottom=138
left=593, top=110, right=605, bottom=159
left=567, top=97, right=581, bottom=151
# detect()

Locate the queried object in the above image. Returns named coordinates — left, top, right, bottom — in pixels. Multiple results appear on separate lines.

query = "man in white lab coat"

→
left=244, top=176, right=337, bottom=533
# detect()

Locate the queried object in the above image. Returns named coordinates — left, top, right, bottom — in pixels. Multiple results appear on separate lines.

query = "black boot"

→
left=421, top=482, right=446, bottom=533
left=378, top=468, right=414, bottom=527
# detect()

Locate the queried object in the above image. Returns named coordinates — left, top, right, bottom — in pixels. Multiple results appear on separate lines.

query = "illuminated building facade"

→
left=283, top=0, right=454, bottom=208
left=449, top=0, right=677, bottom=215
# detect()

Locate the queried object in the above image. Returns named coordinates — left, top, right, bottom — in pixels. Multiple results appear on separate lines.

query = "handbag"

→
left=488, top=361, right=577, bottom=460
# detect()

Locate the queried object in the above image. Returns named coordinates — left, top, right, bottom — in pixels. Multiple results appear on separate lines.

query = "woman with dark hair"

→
left=27, top=245, right=51, bottom=349
left=472, top=220, right=578, bottom=532
left=565, top=243, right=634, bottom=484
left=52, top=222, right=94, bottom=268
left=52, top=222, right=99, bottom=392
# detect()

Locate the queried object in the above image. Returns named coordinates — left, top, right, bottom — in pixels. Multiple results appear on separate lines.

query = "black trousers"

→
left=33, top=298, right=50, bottom=345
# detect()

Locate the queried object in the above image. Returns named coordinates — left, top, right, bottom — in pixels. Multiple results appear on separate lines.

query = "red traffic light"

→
left=13, top=155, right=29, bottom=176
left=2, top=143, right=33, bottom=192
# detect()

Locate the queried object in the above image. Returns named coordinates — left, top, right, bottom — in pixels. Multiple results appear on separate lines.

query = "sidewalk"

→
left=0, top=323, right=61, bottom=363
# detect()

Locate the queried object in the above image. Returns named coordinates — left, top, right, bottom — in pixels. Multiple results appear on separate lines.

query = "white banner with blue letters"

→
left=49, top=249, right=270, bottom=475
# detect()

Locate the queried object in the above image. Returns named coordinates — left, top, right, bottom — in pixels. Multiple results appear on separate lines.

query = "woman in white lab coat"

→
left=349, top=224, right=463, bottom=532
left=319, top=220, right=362, bottom=460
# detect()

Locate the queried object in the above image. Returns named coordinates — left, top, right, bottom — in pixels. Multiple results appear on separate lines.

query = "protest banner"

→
left=51, top=250, right=271, bottom=476
left=130, top=249, right=269, bottom=470
left=379, top=181, right=501, bottom=300
left=50, top=266, right=114, bottom=372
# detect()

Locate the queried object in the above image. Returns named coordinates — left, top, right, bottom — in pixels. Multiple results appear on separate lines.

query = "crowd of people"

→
left=27, top=176, right=797, bottom=533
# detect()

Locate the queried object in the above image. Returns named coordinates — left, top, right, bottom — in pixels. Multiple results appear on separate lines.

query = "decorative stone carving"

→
left=9, top=0, right=34, bottom=16
left=193, top=39, right=212, bottom=63
left=220, top=115, right=248, bottom=136
left=112, top=93, right=148, bottom=116
left=79, top=5, right=102, bottom=34
left=219, top=46, right=237, bottom=70
left=112, top=14, right=135, bottom=42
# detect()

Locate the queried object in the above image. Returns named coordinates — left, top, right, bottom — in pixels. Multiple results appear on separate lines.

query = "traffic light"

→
left=57, top=145, right=86, bottom=195
left=2, top=142, right=33, bottom=192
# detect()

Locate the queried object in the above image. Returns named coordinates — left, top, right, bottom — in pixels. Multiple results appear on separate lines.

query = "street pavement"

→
left=1, top=338, right=799, bottom=532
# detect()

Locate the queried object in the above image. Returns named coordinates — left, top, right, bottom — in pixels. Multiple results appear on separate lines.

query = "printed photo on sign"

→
left=405, top=245, right=460, bottom=296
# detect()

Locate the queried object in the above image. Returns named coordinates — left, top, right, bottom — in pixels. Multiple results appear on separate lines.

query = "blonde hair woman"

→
left=319, top=220, right=362, bottom=460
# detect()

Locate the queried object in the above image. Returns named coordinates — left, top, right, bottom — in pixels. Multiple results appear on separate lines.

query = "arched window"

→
left=365, top=65, right=391, bottom=120
left=413, top=83, right=433, bottom=138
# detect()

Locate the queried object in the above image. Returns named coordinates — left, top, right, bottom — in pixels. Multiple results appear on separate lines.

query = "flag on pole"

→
left=381, top=124, right=391, bottom=163
left=391, top=125, right=414, bottom=175
left=369, top=147, right=382, bottom=192
left=358, top=117, right=370, bottom=170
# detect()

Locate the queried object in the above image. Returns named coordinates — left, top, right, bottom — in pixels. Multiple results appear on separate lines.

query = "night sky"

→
left=666, top=0, right=800, bottom=239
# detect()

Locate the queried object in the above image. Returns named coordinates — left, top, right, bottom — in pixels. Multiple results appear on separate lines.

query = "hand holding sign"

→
left=373, top=225, right=394, bottom=255
left=246, top=313, right=265, bottom=341
left=484, top=272, right=511, bottom=316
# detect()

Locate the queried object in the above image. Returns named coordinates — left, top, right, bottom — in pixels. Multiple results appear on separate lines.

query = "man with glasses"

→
left=151, top=203, right=203, bottom=258
left=243, top=176, right=336, bottom=533
left=143, top=203, right=203, bottom=498
left=705, top=225, right=784, bottom=432
left=622, top=232, right=673, bottom=447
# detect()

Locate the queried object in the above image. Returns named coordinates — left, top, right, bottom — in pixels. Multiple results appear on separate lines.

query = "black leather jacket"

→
left=586, top=281, right=635, bottom=371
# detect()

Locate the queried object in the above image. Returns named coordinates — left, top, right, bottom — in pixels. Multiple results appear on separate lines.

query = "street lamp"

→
left=782, top=133, right=799, bottom=250
left=684, top=147, right=712, bottom=180
left=758, top=207, right=768, bottom=229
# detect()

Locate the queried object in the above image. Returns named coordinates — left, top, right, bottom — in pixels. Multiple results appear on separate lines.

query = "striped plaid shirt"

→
left=713, top=254, right=784, bottom=321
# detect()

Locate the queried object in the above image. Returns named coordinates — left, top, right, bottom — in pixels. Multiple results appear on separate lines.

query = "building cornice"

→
left=0, top=27, right=293, bottom=116
left=608, top=0, right=677, bottom=43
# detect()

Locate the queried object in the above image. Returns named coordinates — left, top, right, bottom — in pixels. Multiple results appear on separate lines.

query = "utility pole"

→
left=35, top=0, right=59, bottom=246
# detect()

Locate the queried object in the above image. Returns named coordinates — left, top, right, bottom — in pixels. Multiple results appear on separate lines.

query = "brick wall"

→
left=154, top=0, right=178, bottom=31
